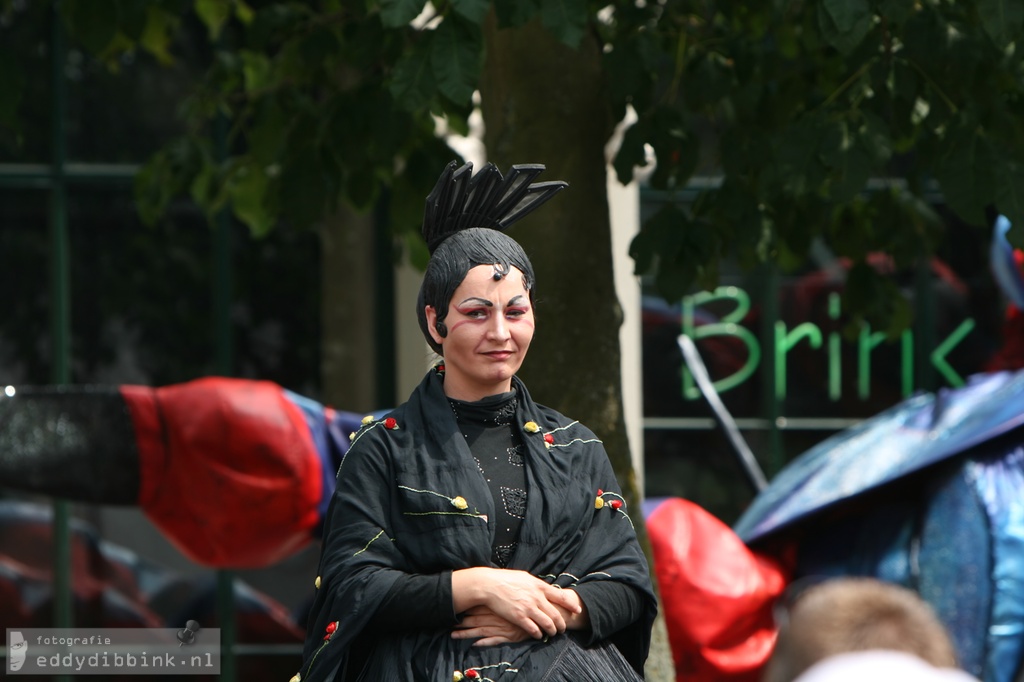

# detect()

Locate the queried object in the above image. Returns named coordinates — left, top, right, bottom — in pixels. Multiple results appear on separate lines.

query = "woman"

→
left=294, top=161, right=657, bottom=681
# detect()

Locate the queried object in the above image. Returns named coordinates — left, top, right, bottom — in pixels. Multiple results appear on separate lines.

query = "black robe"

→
left=297, top=368, right=658, bottom=681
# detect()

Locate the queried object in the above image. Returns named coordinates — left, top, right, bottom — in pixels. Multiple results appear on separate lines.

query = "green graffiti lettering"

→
left=828, top=293, right=842, bottom=400
left=775, top=322, right=823, bottom=400
left=930, top=319, right=976, bottom=388
left=858, top=326, right=887, bottom=399
left=901, top=331, right=914, bottom=397
left=681, top=287, right=761, bottom=399
left=678, top=286, right=979, bottom=402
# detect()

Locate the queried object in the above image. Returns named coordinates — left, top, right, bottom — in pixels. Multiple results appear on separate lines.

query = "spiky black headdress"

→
left=421, top=160, right=568, bottom=253
left=416, top=161, right=568, bottom=355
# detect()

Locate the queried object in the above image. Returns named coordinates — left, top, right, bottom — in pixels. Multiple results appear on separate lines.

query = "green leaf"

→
left=134, top=156, right=171, bottom=227
left=654, top=262, right=694, bottom=304
left=774, top=114, right=828, bottom=195
left=241, top=51, right=272, bottom=92
left=613, top=121, right=650, bottom=185
left=139, top=5, right=179, bottom=65
left=134, top=138, right=204, bottom=226
left=452, top=0, right=490, bottom=25
left=62, top=0, right=118, bottom=54
left=234, top=0, right=254, bottom=25
left=227, top=160, right=275, bottom=236
left=819, top=113, right=889, bottom=202
left=629, top=205, right=687, bottom=277
left=189, top=155, right=219, bottom=213
left=540, top=0, right=586, bottom=48
left=877, top=0, right=916, bottom=24
left=195, top=0, right=231, bottom=41
left=390, top=39, right=437, bottom=112
left=978, top=0, right=1024, bottom=49
left=390, top=140, right=460, bottom=241
left=828, top=144, right=872, bottom=203
left=684, top=52, right=736, bottom=109
left=857, top=111, right=892, bottom=164
left=248, top=99, right=287, bottom=164
left=604, top=33, right=655, bottom=119
left=818, top=0, right=873, bottom=54
left=114, top=0, right=151, bottom=41
left=380, top=0, right=426, bottom=29
left=405, top=230, right=431, bottom=270
left=710, top=181, right=772, bottom=268
left=935, top=124, right=996, bottom=226
left=299, top=26, right=340, bottom=71
left=648, top=107, right=699, bottom=189
left=248, top=3, right=309, bottom=49
left=891, top=59, right=916, bottom=102
left=430, top=17, right=481, bottom=105
left=844, top=261, right=912, bottom=338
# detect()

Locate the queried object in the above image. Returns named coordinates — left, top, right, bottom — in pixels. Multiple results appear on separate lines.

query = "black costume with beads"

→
left=298, top=370, right=655, bottom=681
left=297, top=162, right=656, bottom=682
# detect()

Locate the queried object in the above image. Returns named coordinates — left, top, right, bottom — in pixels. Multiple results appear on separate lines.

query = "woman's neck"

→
left=441, top=375, right=513, bottom=403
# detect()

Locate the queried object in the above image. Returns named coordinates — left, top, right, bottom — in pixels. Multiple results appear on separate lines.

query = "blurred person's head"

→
left=763, top=577, right=958, bottom=682
left=792, top=650, right=980, bottom=682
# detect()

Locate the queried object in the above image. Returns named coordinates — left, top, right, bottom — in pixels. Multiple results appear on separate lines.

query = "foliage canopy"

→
left=4, top=0, right=1024, bottom=334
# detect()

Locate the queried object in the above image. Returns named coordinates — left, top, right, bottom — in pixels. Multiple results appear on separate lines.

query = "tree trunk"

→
left=480, top=14, right=674, bottom=681
left=320, top=203, right=378, bottom=412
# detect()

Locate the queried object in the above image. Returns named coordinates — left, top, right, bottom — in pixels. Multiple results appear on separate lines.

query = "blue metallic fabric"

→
left=790, top=462, right=995, bottom=678
left=733, top=369, right=1024, bottom=682
left=734, top=369, right=1024, bottom=544
left=967, top=444, right=1024, bottom=681
left=918, top=462, right=992, bottom=678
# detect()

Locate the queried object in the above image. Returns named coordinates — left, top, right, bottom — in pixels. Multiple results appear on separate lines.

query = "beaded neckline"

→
left=448, top=390, right=518, bottom=427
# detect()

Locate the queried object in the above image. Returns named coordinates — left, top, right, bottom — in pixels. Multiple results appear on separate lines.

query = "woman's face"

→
left=425, top=264, right=535, bottom=401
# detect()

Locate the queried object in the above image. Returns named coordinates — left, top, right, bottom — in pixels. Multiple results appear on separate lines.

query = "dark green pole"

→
left=49, top=6, right=73, bottom=682
left=374, top=192, right=396, bottom=408
left=915, top=253, right=936, bottom=392
left=759, top=264, right=782, bottom=476
left=212, top=113, right=236, bottom=682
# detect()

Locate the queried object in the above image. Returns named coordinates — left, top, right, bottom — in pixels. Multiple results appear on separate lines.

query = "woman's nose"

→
left=488, top=316, right=510, bottom=340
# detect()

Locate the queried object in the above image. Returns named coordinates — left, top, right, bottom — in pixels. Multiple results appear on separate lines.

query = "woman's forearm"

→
left=364, top=571, right=456, bottom=634
left=451, top=567, right=488, bottom=612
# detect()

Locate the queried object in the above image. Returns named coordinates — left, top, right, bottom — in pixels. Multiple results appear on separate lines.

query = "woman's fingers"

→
left=545, top=585, right=582, bottom=613
left=455, top=610, right=505, bottom=630
left=453, top=568, right=578, bottom=639
left=534, top=601, right=566, bottom=636
left=451, top=606, right=531, bottom=645
left=471, top=635, right=516, bottom=647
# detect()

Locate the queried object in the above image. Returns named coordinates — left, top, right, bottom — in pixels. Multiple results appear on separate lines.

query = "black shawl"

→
left=298, top=368, right=657, bottom=681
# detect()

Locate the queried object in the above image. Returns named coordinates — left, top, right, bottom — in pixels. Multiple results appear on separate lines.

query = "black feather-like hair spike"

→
left=422, top=161, right=568, bottom=253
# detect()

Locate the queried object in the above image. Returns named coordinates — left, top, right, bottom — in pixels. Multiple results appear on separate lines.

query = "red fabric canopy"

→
left=647, top=497, right=790, bottom=681
left=122, top=378, right=323, bottom=568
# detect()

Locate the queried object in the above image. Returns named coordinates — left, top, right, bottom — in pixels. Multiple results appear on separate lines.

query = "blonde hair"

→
left=763, top=577, right=958, bottom=682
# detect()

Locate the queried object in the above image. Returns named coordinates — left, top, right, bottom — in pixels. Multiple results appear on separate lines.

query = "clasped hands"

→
left=450, top=567, right=587, bottom=647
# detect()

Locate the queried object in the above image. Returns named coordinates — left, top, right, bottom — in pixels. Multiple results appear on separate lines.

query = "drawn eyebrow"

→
left=507, top=295, right=528, bottom=306
left=457, top=297, right=493, bottom=307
